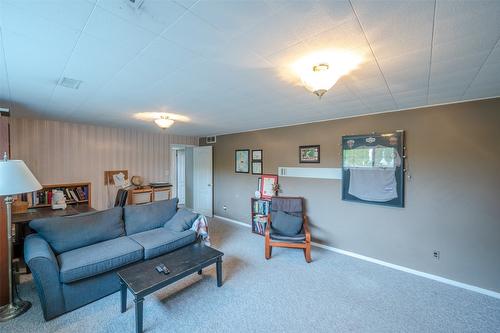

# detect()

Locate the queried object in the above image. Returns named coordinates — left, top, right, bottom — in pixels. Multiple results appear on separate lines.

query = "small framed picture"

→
left=260, top=174, right=278, bottom=200
left=252, top=149, right=263, bottom=161
left=299, top=145, right=320, bottom=163
left=252, top=161, right=262, bottom=175
left=235, top=149, right=250, bottom=173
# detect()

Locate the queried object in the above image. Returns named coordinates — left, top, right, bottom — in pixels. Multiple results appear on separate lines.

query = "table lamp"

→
left=0, top=152, right=42, bottom=321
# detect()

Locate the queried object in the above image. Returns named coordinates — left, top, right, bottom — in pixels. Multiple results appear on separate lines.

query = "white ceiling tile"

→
left=161, top=12, right=227, bottom=58
left=96, top=0, right=187, bottom=34
left=3, top=0, right=95, bottom=31
left=189, top=0, right=275, bottom=38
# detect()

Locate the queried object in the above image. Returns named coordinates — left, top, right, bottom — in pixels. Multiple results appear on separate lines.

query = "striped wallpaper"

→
left=9, top=118, right=198, bottom=210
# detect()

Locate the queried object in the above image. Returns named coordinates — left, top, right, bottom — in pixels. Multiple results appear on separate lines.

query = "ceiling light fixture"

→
left=154, top=115, right=174, bottom=129
left=292, top=50, right=362, bottom=98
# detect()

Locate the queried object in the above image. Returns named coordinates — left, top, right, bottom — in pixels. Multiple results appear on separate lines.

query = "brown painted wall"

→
left=210, top=98, right=500, bottom=293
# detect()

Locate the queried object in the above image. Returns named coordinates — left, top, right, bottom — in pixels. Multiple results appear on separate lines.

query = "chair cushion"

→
left=270, top=229, right=306, bottom=243
left=123, top=198, right=178, bottom=235
left=271, top=210, right=303, bottom=237
left=57, top=236, right=143, bottom=283
left=164, top=209, right=198, bottom=232
left=30, top=207, right=125, bottom=255
left=129, top=228, right=196, bottom=259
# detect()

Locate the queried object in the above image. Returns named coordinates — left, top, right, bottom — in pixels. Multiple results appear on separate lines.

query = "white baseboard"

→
left=213, top=215, right=500, bottom=299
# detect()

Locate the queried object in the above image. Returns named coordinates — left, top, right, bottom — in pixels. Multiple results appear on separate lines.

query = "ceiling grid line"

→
left=348, top=0, right=398, bottom=109
left=46, top=2, right=98, bottom=108
left=461, top=34, right=500, bottom=98
left=426, top=0, right=437, bottom=104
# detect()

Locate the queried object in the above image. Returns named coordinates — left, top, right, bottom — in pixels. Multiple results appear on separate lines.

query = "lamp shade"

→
left=0, top=160, right=42, bottom=196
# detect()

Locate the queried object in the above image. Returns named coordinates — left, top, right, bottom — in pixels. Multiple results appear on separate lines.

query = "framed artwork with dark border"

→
left=252, top=161, right=262, bottom=175
left=235, top=149, right=250, bottom=173
left=252, top=149, right=263, bottom=161
left=299, top=145, right=320, bottom=163
left=341, top=131, right=405, bottom=207
left=260, top=174, right=278, bottom=200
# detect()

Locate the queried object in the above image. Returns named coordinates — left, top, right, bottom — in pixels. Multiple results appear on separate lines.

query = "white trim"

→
left=214, top=215, right=500, bottom=299
left=205, top=96, right=500, bottom=137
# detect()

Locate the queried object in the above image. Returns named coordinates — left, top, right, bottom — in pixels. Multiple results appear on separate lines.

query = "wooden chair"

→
left=265, top=197, right=311, bottom=263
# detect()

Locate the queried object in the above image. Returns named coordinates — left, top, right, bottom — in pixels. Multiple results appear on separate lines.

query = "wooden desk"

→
left=12, top=204, right=96, bottom=259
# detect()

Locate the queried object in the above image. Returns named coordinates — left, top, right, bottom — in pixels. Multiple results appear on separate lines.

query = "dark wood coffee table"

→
left=117, top=242, right=223, bottom=333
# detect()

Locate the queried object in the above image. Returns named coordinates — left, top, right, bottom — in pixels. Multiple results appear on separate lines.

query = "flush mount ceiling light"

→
left=292, top=50, right=362, bottom=98
left=154, top=115, right=174, bottom=129
left=133, top=110, right=190, bottom=129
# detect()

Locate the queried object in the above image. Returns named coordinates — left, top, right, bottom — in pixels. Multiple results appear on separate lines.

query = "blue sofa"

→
left=24, top=198, right=199, bottom=320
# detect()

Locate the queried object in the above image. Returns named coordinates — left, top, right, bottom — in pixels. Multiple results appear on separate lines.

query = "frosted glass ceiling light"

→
left=154, top=115, right=174, bottom=129
left=293, top=50, right=362, bottom=98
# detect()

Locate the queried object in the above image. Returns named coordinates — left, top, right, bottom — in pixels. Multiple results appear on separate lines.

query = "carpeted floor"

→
left=1, top=218, right=499, bottom=333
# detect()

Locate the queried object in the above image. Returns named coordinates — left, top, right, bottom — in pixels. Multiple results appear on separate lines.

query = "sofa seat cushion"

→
left=129, top=228, right=196, bottom=260
left=58, top=237, right=143, bottom=284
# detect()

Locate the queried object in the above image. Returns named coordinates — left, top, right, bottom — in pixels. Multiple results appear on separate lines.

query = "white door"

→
left=193, top=146, right=213, bottom=216
left=176, top=149, right=186, bottom=205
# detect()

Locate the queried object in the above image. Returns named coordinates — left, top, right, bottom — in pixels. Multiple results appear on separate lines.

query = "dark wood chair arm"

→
left=303, top=215, right=311, bottom=243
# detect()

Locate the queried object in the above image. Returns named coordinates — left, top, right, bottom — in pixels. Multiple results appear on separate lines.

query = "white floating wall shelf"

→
left=278, top=167, right=342, bottom=180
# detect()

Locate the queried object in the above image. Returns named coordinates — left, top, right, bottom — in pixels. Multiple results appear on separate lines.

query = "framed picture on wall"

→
left=299, top=145, right=320, bottom=163
left=252, top=149, right=263, bottom=161
left=252, top=161, right=262, bottom=175
left=260, top=174, right=278, bottom=199
left=235, top=149, right=250, bottom=173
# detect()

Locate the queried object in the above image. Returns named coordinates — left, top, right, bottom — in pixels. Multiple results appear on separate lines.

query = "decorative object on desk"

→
left=299, top=145, right=320, bottom=163
left=260, top=174, right=278, bottom=200
left=0, top=152, right=42, bottom=321
left=104, top=170, right=128, bottom=185
left=251, top=198, right=271, bottom=236
left=341, top=131, right=405, bottom=207
left=252, top=149, right=262, bottom=161
left=272, top=182, right=281, bottom=195
left=51, top=189, right=67, bottom=210
left=130, top=175, right=144, bottom=186
left=235, top=149, right=249, bottom=173
left=252, top=161, right=262, bottom=175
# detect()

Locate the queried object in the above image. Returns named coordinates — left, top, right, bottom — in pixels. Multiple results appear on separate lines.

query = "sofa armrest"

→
left=24, top=234, right=66, bottom=320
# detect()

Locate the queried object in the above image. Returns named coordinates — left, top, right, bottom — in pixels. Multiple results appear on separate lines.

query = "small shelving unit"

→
left=251, top=198, right=271, bottom=236
left=20, top=182, right=92, bottom=208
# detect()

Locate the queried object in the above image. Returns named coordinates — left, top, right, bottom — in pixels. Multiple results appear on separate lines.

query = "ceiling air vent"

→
left=58, top=77, right=82, bottom=90
left=206, top=136, right=216, bottom=144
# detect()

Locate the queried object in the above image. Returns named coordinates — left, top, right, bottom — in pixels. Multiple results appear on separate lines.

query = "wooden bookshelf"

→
left=21, top=182, right=92, bottom=208
left=251, top=198, right=271, bottom=236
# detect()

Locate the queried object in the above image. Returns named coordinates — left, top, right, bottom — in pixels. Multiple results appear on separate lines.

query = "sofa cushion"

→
left=129, top=228, right=196, bottom=259
left=271, top=210, right=303, bottom=237
left=164, top=209, right=198, bottom=232
left=57, top=236, right=143, bottom=284
left=124, top=198, right=178, bottom=235
left=30, top=207, right=125, bottom=255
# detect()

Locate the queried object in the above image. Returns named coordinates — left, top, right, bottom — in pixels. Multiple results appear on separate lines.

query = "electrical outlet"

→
left=223, top=205, right=227, bottom=211
left=433, top=250, right=440, bottom=260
